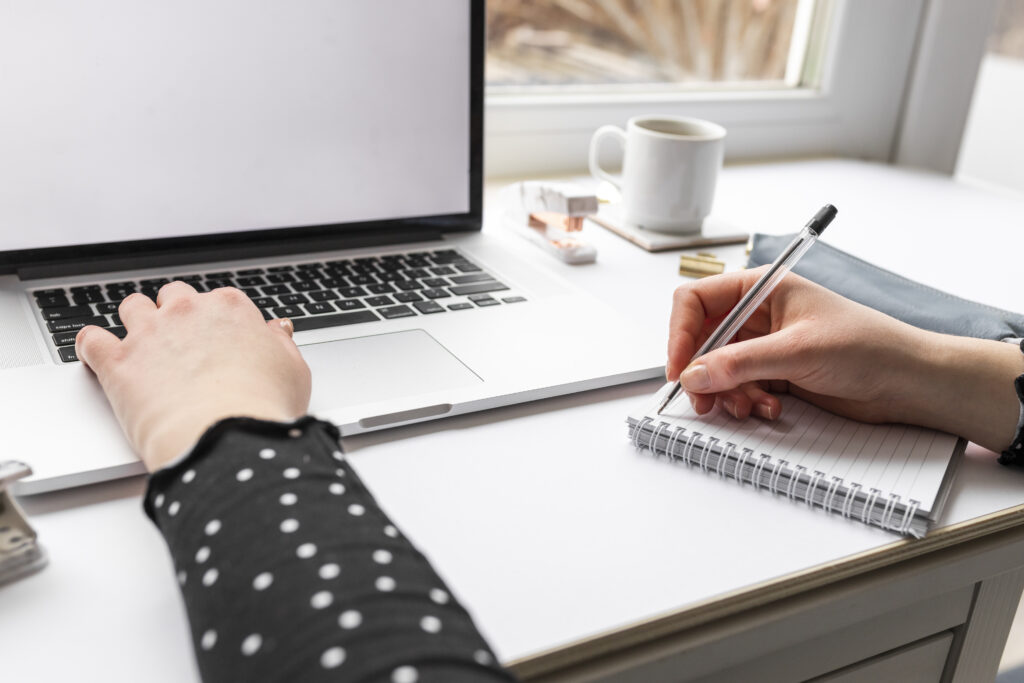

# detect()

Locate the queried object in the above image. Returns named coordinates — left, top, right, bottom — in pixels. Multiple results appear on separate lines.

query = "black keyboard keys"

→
left=41, top=305, right=93, bottom=320
left=303, top=302, right=335, bottom=316
left=291, top=310, right=379, bottom=331
left=413, top=301, right=444, bottom=315
left=378, top=305, right=416, bottom=319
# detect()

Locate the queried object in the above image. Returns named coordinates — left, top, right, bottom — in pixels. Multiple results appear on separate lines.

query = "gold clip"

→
left=679, top=252, right=725, bottom=278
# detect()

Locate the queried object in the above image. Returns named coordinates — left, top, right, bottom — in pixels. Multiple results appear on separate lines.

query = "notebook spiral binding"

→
left=629, top=417, right=924, bottom=537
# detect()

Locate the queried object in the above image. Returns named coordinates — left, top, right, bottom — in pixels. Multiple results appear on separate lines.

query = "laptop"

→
left=0, top=0, right=664, bottom=494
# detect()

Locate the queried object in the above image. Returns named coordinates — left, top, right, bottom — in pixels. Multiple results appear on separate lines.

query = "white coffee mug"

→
left=589, top=115, right=726, bottom=234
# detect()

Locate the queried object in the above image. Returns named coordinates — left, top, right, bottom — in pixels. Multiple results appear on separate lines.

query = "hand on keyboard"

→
left=75, top=283, right=311, bottom=471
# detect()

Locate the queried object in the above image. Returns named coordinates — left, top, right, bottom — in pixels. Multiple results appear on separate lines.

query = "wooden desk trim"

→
left=508, top=502, right=1024, bottom=679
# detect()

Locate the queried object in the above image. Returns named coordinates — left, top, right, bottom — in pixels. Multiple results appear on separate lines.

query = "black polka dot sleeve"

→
left=143, top=416, right=516, bottom=683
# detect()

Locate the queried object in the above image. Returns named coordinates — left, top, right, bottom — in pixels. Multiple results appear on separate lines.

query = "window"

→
left=486, top=0, right=812, bottom=90
left=484, top=1, right=934, bottom=177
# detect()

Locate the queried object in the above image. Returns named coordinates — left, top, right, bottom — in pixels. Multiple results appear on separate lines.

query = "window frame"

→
left=484, top=0, right=928, bottom=177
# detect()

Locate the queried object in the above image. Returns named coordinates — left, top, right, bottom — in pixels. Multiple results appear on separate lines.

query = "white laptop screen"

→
left=0, top=0, right=470, bottom=254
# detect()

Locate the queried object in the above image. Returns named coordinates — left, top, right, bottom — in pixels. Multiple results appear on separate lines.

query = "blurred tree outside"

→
left=486, top=0, right=803, bottom=87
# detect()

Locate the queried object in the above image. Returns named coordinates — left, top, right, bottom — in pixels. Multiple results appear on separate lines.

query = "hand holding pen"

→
left=659, top=205, right=837, bottom=415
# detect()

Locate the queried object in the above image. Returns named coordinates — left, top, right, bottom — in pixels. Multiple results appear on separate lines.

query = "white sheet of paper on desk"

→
left=628, top=384, right=962, bottom=536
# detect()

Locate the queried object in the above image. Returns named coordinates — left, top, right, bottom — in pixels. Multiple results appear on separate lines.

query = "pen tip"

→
left=808, top=204, right=837, bottom=235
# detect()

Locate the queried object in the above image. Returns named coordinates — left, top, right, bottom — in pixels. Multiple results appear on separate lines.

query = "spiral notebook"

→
left=627, top=384, right=965, bottom=538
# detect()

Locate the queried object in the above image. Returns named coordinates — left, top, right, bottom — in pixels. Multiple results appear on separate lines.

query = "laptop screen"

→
left=0, top=0, right=477, bottom=268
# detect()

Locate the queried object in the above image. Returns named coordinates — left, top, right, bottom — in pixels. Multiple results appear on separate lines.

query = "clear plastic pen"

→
left=657, top=204, right=838, bottom=415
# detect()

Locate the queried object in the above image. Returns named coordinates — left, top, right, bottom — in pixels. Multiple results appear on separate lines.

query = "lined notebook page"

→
left=633, top=384, right=960, bottom=515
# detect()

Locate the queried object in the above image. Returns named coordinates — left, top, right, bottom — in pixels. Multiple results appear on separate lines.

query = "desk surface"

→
left=4, top=159, right=1024, bottom=682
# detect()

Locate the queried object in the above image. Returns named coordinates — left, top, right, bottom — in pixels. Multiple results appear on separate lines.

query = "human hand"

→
left=666, top=268, right=931, bottom=425
left=75, top=284, right=312, bottom=472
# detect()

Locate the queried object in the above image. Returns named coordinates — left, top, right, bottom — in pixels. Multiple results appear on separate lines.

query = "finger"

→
left=716, top=388, right=753, bottom=419
left=679, top=326, right=809, bottom=395
left=267, top=317, right=295, bottom=339
left=75, top=325, right=121, bottom=375
left=156, top=280, right=197, bottom=307
left=118, top=292, right=157, bottom=331
left=739, top=381, right=782, bottom=420
left=687, top=391, right=716, bottom=415
left=667, top=268, right=772, bottom=380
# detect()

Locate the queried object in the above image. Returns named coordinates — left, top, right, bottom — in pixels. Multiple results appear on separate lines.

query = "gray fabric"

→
left=748, top=233, right=1024, bottom=341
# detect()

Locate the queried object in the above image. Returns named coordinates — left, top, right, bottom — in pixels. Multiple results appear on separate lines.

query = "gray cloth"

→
left=747, top=233, right=1024, bottom=341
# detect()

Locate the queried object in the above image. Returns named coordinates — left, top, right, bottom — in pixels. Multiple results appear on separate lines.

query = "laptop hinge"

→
left=16, top=227, right=444, bottom=281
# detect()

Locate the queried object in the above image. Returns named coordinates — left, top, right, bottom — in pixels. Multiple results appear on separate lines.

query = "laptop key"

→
left=267, top=265, right=295, bottom=272
left=47, top=316, right=108, bottom=333
left=449, top=273, right=492, bottom=284
left=394, top=280, right=423, bottom=291
left=430, top=266, right=456, bottom=276
left=266, top=272, right=296, bottom=284
left=448, top=281, right=509, bottom=296
left=205, top=271, right=233, bottom=279
left=236, top=276, right=267, bottom=287
left=455, top=262, right=483, bottom=273
left=367, top=283, right=395, bottom=294
left=138, top=279, right=169, bottom=288
left=34, top=288, right=67, bottom=297
left=252, top=297, right=277, bottom=308
left=378, top=305, right=416, bottom=319
left=502, top=296, right=527, bottom=303
left=72, top=290, right=105, bottom=305
left=241, top=288, right=261, bottom=299
left=41, top=304, right=93, bottom=320
left=292, top=281, right=320, bottom=292
left=394, top=292, right=422, bottom=303
left=262, top=284, right=292, bottom=296
left=336, top=299, right=366, bottom=311
left=473, top=297, right=500, bottom=307
left=319, top=278, right=346, bottom=289
left=303, top=302, right=335, bottom=315
left=365, top=296, right=394, bottom=307
left=422, top=278, right=449, bottom=288
left=421, top=289, right=450, bottom=299
left=34, top=293, right=71, bottom=309
left=69, top=284, right=102, bottom=293
left=448, top=302, right=473, bottom=310
left=52, top=331, right=79, bottom=346
left=272, top=305, right=305, bottom=318
left=107, top=326, right=128, bottom=339
left=339, top=286, right=367, bottom=298
left=348, top=274, right=377, bottom=285
left=279, top=294, right=309, bottom=305
left=58, top=346, right=79, bottom=363
left=308, top=290, right=339, bottom=302
left=236, top=268, right=265, bottom=276
left=413, top=301, right=444, bottom=314
left=291, top=310, right=379, bottom=331
left=111, top=313, right=123, bottom=326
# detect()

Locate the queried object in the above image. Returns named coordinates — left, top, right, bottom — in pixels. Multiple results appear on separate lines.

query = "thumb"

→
left=75, top=325, right=121, bottom=376
left=679, top=330, right=806, bottom=393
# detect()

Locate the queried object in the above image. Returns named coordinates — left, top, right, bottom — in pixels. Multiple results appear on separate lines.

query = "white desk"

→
left=4, top=159, right=1024, bottom=682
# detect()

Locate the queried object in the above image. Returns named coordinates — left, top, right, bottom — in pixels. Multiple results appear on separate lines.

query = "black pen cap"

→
left=806, top=204, right=837, bottom=235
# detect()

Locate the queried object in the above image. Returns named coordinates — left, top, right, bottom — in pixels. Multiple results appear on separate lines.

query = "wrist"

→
left=901, top=332, right=1024, bottom=452
left=139, top=402, right=301, bottom=472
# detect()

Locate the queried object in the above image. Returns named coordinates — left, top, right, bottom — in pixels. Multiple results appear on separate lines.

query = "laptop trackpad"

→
left=300, top=329, right=481, bottom=411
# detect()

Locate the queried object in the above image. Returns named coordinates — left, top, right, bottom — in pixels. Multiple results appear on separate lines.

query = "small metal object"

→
left=678, top=252, right=725, bottom=278
left=0, top=461, right=47, bottom=586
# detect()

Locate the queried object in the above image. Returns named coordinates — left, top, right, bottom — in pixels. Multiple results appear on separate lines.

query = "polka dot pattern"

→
left=252, top=572, right=273, bottom=591
left=310, top=590, right=333, bottom=609
left=338, top=609, right=362, bottom=629
left=240, top=633, right=262, bottom=656
left=147, top=419, right=508, bottom=680
left=320, top=646, right=345, bottom=669
left=392, top=665, right=419, bottom=683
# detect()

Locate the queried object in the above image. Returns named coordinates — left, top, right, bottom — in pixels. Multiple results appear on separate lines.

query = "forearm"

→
left=145, top=417, right=513, bottom=683
left=901, top=333, right=1024, bottom=453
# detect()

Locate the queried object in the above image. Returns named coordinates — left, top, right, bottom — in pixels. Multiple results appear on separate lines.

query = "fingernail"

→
left=680, top=363, right=710, bottom=391
left=722, top=398, right=736, bottom=417
left=755, top=401, right=775, bottom=420
left=279, top=318, right=294, bottom=334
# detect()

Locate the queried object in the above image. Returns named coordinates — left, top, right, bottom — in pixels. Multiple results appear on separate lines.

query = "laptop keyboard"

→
left=32, top=249, right=526, bottom=363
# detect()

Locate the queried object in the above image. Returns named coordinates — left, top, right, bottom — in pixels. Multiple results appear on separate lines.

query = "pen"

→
left=657, top=204, right=838, bottom=415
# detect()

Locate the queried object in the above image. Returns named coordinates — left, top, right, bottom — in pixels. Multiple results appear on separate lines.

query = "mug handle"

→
left=588, top=125, right=626, bottom=190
